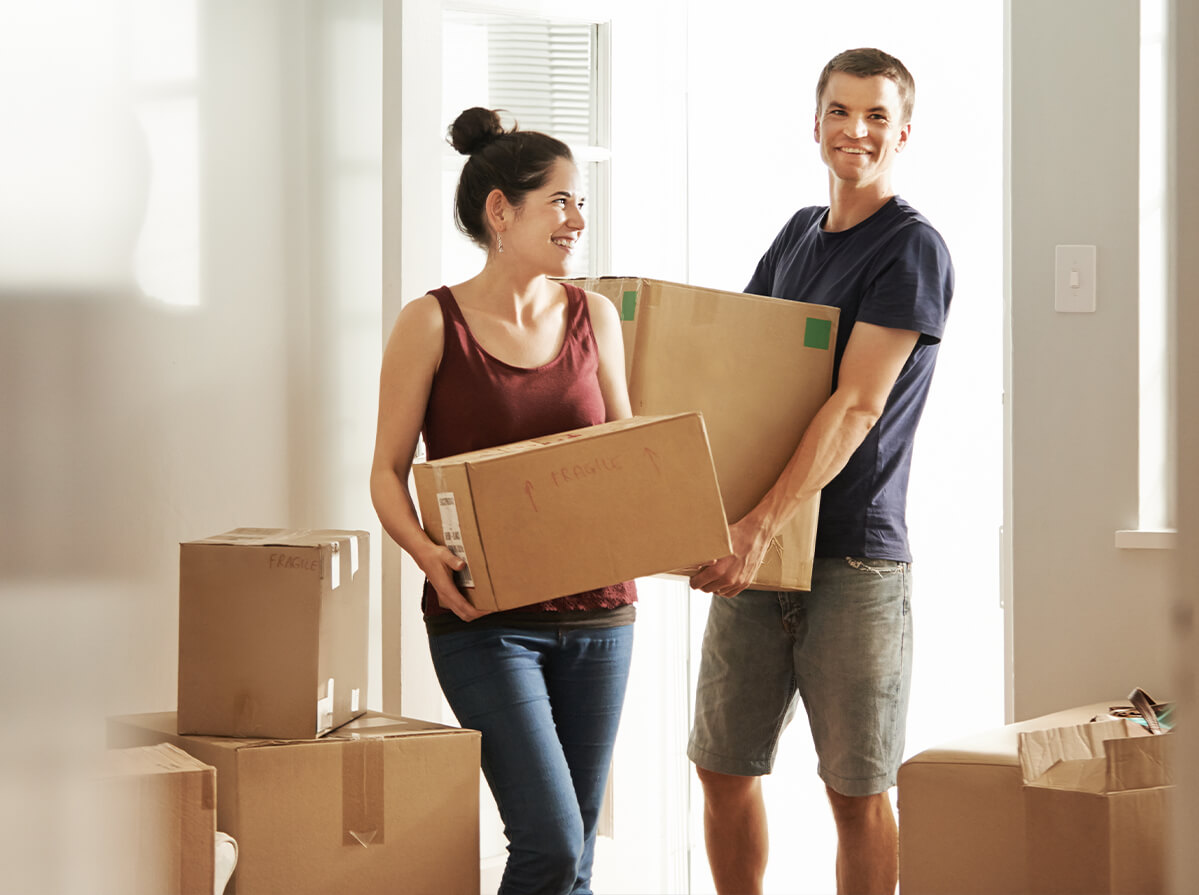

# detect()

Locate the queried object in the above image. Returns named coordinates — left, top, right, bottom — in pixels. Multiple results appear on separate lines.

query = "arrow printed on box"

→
left=644, top=447, right=661, bottom=475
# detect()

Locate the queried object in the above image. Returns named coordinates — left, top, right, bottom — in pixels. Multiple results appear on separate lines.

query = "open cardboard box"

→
left=1019, top=719, right=1174, bottom=894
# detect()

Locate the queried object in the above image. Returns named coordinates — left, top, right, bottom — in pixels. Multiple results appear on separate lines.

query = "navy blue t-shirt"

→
left=746, top=196, right=954, bottom=562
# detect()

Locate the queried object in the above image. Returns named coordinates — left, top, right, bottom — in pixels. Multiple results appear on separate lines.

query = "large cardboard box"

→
left=897, top=701, right=1115, bottom=895
left=108, top=711, right=481, bottom=895
left=178, top=528, right=370, bottom=740
left=99, top=743, right=216, bottom=895
left=570, top=276, right=838, bottom=590
left=1019, top=720, right=1174, bottom=894
left=412, top=413, right=731, bottom=611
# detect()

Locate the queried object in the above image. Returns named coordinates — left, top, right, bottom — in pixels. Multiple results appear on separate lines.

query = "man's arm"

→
left=689, top=321, right=921, bottom=596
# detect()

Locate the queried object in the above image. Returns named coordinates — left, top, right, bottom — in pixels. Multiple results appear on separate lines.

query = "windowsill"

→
left=1114, top=529, right=1177, bottom=549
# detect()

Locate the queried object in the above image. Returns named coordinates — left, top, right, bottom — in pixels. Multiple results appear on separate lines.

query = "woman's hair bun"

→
left=448, top=107, right=506, bottom=155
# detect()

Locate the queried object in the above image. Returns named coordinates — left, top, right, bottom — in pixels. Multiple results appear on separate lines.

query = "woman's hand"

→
left=415, top=542, right=490, bottom=622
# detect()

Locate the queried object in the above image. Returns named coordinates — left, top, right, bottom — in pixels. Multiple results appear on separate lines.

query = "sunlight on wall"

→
left=1140, top=0, right=1172, bottom=530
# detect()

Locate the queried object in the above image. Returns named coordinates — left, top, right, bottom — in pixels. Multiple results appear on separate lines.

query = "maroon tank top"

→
left=421, top=282, right=637, bottom=618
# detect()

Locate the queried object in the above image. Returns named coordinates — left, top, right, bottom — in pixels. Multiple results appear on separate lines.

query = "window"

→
left=1137, top=0, right=1174, bottom=533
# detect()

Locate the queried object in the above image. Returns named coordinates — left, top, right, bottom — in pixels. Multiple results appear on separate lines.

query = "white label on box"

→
left=350, top=534, right=360, bottom=577
left=436, top=491, right=475, bottom=588
left=330, top=542, right=341, bottom=590
left=351, top=687, right=360, bottom=712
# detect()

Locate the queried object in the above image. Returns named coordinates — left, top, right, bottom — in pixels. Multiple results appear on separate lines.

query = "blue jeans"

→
left=428, top=624, right=634, bottom=895
left=688, top=557, right=913, bottom=796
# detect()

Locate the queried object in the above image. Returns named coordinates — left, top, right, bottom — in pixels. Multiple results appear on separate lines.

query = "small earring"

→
left=497, top=234, right=504, bottom=254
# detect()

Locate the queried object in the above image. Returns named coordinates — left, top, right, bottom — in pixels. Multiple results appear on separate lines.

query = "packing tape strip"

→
left=178, top=769, right=217, bottom=892
left=621, top=289, right=638, bottom=321
left=342, top=737, right=386, bottom=847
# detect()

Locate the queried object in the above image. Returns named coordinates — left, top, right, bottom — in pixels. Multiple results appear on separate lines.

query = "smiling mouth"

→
left=552, top=237, right=575, bottom=251
left=838, top=147, right=871, bottom=155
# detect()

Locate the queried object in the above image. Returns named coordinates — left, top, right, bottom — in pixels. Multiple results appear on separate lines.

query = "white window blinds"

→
left=486, top=23, right=594, bottom=144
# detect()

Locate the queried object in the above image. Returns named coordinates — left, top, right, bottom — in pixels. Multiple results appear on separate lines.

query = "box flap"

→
left=1019, top=720, right=1129, bottom=783
left=1019, top=719, right=1159, bottom=791
left=1104, top=732, right=1174, bottom=791
left=328, top=712, right=468, bottom=739
left=1034, top=755, right=1110, bottom=793
left=183, top=527, right=368, bottom=549
left=103, top=742, right=215, bottom=777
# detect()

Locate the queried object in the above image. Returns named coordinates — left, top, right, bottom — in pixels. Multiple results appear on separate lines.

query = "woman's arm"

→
left=586, top=291, right=633, bottom=422
left=369, top=295, right=488, bottom=622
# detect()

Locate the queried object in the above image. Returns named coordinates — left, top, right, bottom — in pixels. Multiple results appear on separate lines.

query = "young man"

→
left=688, top=48, right=954, bottom=895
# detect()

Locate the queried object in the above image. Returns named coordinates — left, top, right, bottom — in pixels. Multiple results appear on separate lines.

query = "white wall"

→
left=0, top=3, right=383, bottom=890
left=1007, top=0, right=1175, bottom=720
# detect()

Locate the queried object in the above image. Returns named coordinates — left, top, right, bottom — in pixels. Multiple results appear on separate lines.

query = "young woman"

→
left=370, top=107, right=636, bottom=895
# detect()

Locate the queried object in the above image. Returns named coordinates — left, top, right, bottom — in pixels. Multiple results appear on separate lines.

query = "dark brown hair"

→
left=448, top=107, right=575, bottom=249
left=815, top=48, right=915, bottom=124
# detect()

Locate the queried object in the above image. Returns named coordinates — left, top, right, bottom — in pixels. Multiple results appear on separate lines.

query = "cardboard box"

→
left=412, top=413, right=731, bottom=611
left=897, top=701, right=1116, bottom=895
left=569, top=276, right=838, bottom=590
left=99, top=743, right=216, bottom=895
left=108, top=711, right=481, bottom=895
left=1019, top=720, right=1174, bottom=894
left=178, top=528, right=370, bottom=739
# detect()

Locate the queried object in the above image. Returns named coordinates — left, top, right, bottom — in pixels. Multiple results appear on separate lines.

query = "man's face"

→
left=814, top=72, right=910, bottom=189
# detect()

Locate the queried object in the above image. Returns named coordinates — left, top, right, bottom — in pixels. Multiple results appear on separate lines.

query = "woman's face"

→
left=503, top=157, right=585, bottom=276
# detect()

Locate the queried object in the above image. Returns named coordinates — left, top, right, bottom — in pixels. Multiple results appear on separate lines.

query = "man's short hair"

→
left=816, top=48, right=915, bottom=124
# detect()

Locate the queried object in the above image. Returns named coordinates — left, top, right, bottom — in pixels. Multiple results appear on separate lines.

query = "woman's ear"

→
left=485, top=188, right=509, bottom=234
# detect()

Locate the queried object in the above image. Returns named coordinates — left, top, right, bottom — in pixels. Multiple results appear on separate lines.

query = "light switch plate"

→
left=1055, top=244, right=1097, bottom=312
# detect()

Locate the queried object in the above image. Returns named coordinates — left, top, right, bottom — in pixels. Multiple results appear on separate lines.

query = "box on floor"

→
left=413, top=412, right=731, bottom=611
left=108, top=711, right=481, bottom=895
left=1020, top=719, right=1174, bottom=895
left=566, top=276, right=838, bottom=590
left=897, top=701, right=1172, bottom=895
left=177, top=528, right=370, bottom=740
left=99, top=742, right=216, bottom=895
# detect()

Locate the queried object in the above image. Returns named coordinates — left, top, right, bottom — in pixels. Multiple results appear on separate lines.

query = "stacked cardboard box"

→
left=177, top=528, right=371, bottom=740
left=567, top=277, right=839, bottom=590
left=110, top=527, right=484, bottom=894
left=99, top=743, right=216, bottom=895
left=109, top=712, right=481, bottom=895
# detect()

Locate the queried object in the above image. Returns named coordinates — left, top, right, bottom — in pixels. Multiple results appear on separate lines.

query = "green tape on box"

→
left=804, top=317, right=832, bottom=350
left=621, top=291, right=638, bottom=321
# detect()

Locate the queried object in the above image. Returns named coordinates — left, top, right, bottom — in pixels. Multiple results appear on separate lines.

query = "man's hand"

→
left=689, top=516, right=774, bottom=598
